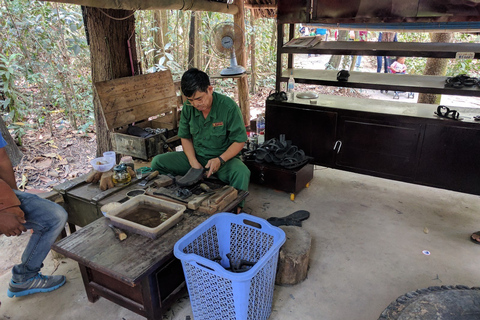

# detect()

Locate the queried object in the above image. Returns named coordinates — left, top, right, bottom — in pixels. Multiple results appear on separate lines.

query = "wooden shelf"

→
left=280, top=41, right=480, bottom=58
left=281, top=69, right=480, bottom=97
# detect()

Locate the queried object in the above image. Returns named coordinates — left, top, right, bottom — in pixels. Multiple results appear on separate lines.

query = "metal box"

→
left=53, top=176, right=156, bottom=228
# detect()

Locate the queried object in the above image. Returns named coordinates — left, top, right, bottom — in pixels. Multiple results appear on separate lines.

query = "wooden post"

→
left=249, top=10, right=256, bottom=94
left=234, top=0, right=250, bottom=125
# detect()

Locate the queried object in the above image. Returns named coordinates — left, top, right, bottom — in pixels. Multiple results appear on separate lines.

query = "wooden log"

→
left=276, top=226, right=312, bottom=285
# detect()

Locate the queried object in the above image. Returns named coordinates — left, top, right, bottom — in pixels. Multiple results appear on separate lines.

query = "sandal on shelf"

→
left=285, top=145, right=298, bottom=158
left=337, top=70, right=350, bottom=82
left=264, top=153, right=274, bottom=163
left=281, top=157, right=309, bottom=169
left=255, top=148, right=269, bottom=161
left=434, top=105, right=462, bottom=120
left=272, top=155, right=283, bottom=165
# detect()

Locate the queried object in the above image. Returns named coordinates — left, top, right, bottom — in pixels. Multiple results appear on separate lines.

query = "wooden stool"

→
left=276, top=226, right=312, bottom=285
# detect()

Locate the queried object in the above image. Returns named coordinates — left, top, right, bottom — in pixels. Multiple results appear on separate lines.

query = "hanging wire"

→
left=99, top=8, right=136, bottom=21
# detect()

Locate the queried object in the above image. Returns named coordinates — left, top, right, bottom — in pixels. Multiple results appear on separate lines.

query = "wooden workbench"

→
left=52, top=191, right=247, bottom=320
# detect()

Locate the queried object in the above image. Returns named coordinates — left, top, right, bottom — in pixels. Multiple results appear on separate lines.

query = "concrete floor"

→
left=2, top=166, right=480, bottom=320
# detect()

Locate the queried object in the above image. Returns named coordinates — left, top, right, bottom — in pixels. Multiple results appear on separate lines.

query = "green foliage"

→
left=0, top=52, right=27, bottom=121
left=0, top=0, right=91, bottom=131
left=398, top=32, right=480, bottom=77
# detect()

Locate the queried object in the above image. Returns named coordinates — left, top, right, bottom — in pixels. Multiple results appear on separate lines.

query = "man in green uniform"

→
left=151, top=68, right=250, bottom=212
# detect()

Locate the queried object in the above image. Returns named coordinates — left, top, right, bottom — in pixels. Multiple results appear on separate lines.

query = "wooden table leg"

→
left=141, top=275, right=161, bottom=320
left=78, top=264, right=100, bottom=303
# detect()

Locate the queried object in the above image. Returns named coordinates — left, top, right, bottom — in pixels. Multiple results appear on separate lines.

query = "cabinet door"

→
left=416, top=124, right=480, bottom=195
left=266, top=103, right=337, bottom=166
left=336, top=117, right=423, bottom=180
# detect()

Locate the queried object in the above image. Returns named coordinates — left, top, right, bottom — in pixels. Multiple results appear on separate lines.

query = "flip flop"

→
left=268, top=210, right=310, bottom=222
left=267, top=210, right=310, bottom=227
left=176, top=167, right=205, bottom=187
left=255, top=147, right=269, bottom=161
left=470, top=231, right=480, bottom=245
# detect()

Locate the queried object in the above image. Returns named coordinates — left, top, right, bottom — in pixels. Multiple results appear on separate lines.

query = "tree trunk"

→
left=153, top=11, right=163, bottom=65
left=194, top=11, right=202, bottom=68
left=327, top=30, right=347, bottom=69
left=82, top=7, right=139, bottom=157
left=417, top=33, right=453, bottom=104
left=0, top=116, right=23, bottom=166
left=234, top=0, right=250, bottom=124
left=249, top=10, right=257, bottom=94
left=188, top=12, right=195, bottom=69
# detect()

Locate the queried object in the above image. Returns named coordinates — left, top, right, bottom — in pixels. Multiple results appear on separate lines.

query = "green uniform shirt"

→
left=178, top=92, right=247, bottom=159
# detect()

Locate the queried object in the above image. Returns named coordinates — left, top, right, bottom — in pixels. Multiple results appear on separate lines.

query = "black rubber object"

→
left=378, top=285, right=480, bottom=320
left=176, top=167, right=205, bottom=187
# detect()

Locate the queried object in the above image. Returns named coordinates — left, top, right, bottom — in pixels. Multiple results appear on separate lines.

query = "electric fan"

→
left=211, top=22, right=246, bottom=76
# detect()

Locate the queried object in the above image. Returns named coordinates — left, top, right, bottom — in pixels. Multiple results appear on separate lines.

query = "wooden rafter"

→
left=38, top=0, right=238, bottom=14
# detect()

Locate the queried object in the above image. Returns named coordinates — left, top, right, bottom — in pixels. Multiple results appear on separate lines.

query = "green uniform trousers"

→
left=151, top=152, right=250, bottom=208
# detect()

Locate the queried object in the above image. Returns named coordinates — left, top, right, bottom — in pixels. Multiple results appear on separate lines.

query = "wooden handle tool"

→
left=108, top=224, right=127, bottom=241
left=139, top=170, right=159, bottom=186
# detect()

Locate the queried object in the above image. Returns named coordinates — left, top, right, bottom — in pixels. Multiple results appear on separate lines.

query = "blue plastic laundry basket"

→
left=174, top=212, right=286, bottom=320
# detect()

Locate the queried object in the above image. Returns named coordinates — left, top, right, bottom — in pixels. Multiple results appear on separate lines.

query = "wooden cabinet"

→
left=266, top=96, right=480, bottom=196
left=265, top=103, right=337, bottom=166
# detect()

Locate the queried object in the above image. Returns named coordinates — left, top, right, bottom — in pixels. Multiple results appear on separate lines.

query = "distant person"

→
left=300, top=25, right=307, bottom=36
left=377, top=32, right=397, bottom=73
left=389, top=57, right=407, bottom=74
left=316, top=27, right=328, bottom=41
left=0, top=132, right=68, bottom=298
left=355, top=31, right=368, bottom=69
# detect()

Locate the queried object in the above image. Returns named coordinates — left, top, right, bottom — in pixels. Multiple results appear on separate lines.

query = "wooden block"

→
left=205, top=186, right=234, bottom=205
left=153, top=175, right=174, bottom=188
left=187, top=193, right=213, bottom=210
left=197, top=205, right=217, bottom=215
left=276, top=226, right=312, bottom=285
left=215, top=188, right=238, bottom=212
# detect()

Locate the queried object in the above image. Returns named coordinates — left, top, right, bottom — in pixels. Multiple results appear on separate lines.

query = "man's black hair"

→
left=181, top=68, right=210, bottom=97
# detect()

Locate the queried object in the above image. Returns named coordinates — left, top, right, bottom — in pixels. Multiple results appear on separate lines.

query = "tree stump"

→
left=276, top=226, right=312, bottom=285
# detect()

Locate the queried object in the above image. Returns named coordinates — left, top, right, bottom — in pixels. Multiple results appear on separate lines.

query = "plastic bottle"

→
left=120, top=156, right=135, bottom=171
left=287, top=71, right=295, bottom=100
left=256, top=114, right=266, bottom=145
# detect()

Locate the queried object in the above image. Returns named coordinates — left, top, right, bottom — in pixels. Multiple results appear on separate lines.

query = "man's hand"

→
left=205, top=157, right=222, bottom=178
left=0, top=209, right=27, bottom=236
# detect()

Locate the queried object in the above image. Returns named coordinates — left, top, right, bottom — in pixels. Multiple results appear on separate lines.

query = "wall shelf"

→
left=280, top=41, right=480, bottom=59
left=281, top=68, right=480, bottom=97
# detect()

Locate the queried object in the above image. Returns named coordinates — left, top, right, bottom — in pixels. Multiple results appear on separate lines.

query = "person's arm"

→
left=0, top=147, right=18, bottom=190
left=0, top=148, right=26, bottom=236
left=181, top=138, right=203, bottom=170
left=205, top=141, right=245, bottom=178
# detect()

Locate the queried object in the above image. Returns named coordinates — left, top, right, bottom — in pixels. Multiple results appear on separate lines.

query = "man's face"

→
left=186, top=86, right=214, bottom=113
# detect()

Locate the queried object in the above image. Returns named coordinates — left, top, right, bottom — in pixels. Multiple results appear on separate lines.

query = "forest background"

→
left=1, top=0, right=479, bottom=191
